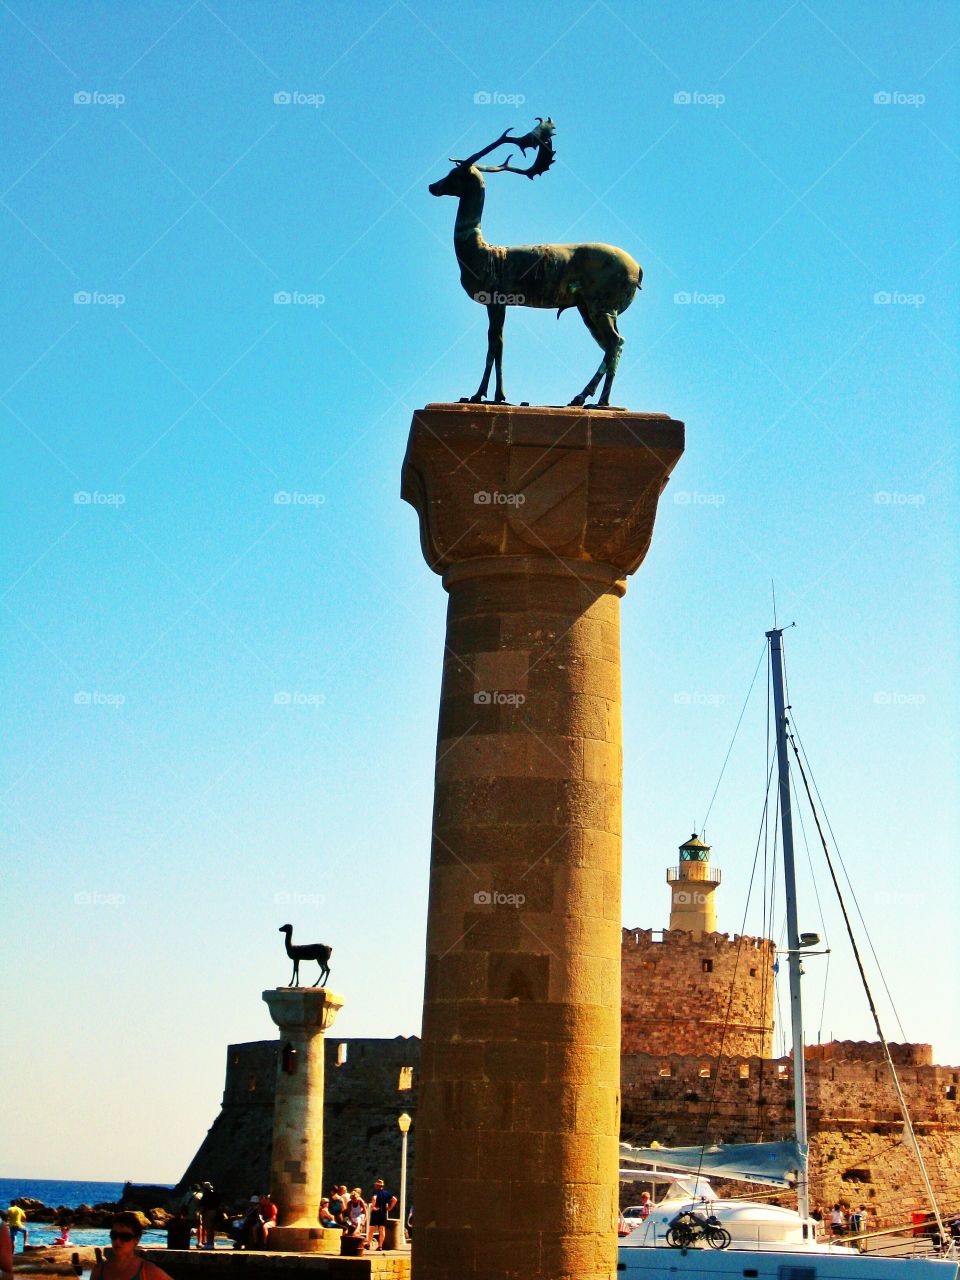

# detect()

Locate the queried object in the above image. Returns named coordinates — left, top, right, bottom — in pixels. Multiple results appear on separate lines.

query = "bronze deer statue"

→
left=279, top=924, right=332, bottom=987
left=428, top=119, right=641, bottom=408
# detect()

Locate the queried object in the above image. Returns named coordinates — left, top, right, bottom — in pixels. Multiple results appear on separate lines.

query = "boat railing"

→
left=850, top=1222, right=960, bottom=1261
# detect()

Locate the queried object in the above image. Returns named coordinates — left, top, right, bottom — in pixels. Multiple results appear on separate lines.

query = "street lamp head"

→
left=398, top=1112, right=412, bottom=1134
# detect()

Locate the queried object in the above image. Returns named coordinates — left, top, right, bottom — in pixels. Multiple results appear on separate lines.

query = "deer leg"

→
left=490, top=304, right=507, bottom=402
left=470, top=304, right=506, bottom=403
left=569, top=307, right=608, bottom=406
left=290, top=961, right=298, bottom=986
left=595, top=312, right=624, bottom=407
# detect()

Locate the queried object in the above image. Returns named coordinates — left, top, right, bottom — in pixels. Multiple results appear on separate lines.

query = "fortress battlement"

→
left=805, top=1039, right=935, bottom=1067
left=622, top=926, right=775, bottom=952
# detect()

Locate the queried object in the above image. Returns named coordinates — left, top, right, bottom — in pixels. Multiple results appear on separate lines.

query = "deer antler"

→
left=476, top=117, right=556, bottom=179
left=451, top=129, right=516, bottom=169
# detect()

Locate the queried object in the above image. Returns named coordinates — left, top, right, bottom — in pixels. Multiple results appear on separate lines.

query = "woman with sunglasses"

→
left=92, top=1213, right=174, bottom=1280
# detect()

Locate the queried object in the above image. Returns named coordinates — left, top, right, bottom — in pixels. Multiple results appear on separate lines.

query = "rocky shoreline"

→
left=9, top=1196, right=172, bottom=1231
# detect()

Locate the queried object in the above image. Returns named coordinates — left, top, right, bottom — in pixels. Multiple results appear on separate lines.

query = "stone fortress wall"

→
left=621, top=926, right=775, bottom=1058
left=620, top=1030, right=960, bottom=1219
left=618, top=919, right=960, bottom=1218
left=178, top=1036, right=419, bottom=1202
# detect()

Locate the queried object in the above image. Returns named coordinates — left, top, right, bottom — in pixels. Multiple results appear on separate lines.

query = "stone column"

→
left=401, top=404, right=684, bottom=1280
left=261, top=987, right=345, bottom=1252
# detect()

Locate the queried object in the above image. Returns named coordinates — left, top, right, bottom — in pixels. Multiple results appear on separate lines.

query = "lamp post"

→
left=398, top=1112, right=412, bottom=1245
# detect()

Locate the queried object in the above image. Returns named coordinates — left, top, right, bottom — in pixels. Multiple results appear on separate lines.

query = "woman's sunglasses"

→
left=110, top=1231, right=136, bottom=1242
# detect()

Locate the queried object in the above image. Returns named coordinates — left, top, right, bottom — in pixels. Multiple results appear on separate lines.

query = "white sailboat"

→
left=617, top=627, right=958, bottom=1279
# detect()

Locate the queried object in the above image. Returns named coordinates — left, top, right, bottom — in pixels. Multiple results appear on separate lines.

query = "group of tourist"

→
left=228, top=1194, right=278, bottom=1249
left=810, top=1201, right=871, bottom=1248
left=174, top=1182, right=226, bottom=1249
left=167, top=1184, right=277, bottom=1250
left=320, top=1179, right=399, bottom=1250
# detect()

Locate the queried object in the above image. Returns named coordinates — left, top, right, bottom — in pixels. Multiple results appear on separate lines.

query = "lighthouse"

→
left=622, top=831, right=774, bottom=1057
left=667, top=832, right=721, bottom=938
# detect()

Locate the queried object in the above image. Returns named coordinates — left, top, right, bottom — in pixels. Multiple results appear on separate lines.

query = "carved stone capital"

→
left=401, top=403, right=684, bottom=585
left=262, top=987, right=345, bottom=1033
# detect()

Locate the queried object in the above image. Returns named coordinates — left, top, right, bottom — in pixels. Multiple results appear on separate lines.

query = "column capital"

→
left=401, top=403, right=684, bottom=583
left=262, top=987, right=345, bottom=1032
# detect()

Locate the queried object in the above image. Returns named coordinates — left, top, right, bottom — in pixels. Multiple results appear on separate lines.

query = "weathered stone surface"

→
left=402, top=404, right=684, bottom=578
left=401, top=404, right=684, bottom=1280
left=621, top=927, right=775, bottom=1058
left=261, top=988, right=344, bottom=1252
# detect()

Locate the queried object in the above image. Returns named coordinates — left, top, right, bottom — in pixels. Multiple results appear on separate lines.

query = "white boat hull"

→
left=617, top=1243, right=959, bottom=1279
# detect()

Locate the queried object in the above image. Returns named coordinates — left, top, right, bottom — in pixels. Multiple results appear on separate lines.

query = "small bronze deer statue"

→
left=279, top=924, right=332, bottom=987
left=428, top=119, right=641, bottom=408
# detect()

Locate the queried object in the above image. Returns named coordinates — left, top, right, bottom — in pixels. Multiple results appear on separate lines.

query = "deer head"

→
left=428, top=118, right=556, bottom=197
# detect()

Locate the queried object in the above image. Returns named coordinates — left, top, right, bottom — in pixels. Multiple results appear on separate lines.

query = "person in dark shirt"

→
left=366, top=1179, right=397, bottom=1252
left=200, top=1184, right=221, bottom=1250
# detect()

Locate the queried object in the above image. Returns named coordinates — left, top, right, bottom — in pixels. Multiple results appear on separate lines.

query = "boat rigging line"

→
left=787, top=711, right=909, bottom=1045
left=789, top=770, right=832, bottom=1043
left=701, top=640, right=767, bottom=838
left=786, top=725, right=947, bottom=1245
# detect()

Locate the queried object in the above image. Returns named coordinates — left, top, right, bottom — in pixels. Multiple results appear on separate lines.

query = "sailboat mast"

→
left=767, top=627, right=811, bottom=1222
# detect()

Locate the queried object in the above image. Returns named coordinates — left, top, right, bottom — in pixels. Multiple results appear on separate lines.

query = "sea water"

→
left=1, top=1178, right=170, bottom=1249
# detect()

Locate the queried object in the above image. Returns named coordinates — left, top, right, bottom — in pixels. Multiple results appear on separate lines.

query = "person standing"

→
left=830, top=1203, right=846, bottom=1237
left=179, top=1185, right=202, bottom=1246
left=366, top=1179, right=397, bottom=1251
left=638, top=1192, right=652, bottom=1220
left=6, top=1206, right=27, bottom=1253
left=850, top=1204, right=867, bottom=1252
left=200, top=1184, right=221, bottom=1250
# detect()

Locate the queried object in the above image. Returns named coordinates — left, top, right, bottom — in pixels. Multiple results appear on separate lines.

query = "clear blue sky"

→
left=1, top=0, right=956, bottom=1183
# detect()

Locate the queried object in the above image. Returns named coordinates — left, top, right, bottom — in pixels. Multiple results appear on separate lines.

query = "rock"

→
left=120, top=1185, right=177, bottom=1212
left=146, top=1209, right=171, bottom=1227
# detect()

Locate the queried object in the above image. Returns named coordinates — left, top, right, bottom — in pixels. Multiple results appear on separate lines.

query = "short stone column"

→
left=402, top=404, right=684, bottom=1280
left=261, top=987, right=345, bottom=1252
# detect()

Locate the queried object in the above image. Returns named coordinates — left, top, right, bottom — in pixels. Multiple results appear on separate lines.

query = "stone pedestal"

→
left=401, top=404, right=684, bottom=1280
left=262, top=987, right=345, bottom=1253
